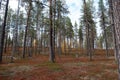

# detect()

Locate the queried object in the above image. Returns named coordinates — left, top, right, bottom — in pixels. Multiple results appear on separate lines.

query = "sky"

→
left=66, top=0, right=82, bottom=25
left=9, top=0, right=18, bottom=9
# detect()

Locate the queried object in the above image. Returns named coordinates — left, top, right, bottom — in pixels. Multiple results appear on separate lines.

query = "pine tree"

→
left=98, top=0, right=109, bottom=57
left=22, top=0, right=32, bottom=58
left=81, top=0, right=96, bottom=60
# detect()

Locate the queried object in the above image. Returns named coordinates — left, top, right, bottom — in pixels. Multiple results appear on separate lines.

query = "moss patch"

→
left=35, top=62, right=62, bottom=72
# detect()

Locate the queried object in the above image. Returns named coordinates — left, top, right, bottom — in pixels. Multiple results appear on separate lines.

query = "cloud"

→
left=66, top=0, right=82, bottom=26
left=9, top=0, right=18, bottom=10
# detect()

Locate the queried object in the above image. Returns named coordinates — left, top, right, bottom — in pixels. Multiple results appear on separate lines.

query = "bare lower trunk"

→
left=58, top=30, right=62, bottom=55
left=103, top=25, right=109, bottom=57
left=4, top=33, right=8, bottom=53
left=64, top=36, right=66, bottom=55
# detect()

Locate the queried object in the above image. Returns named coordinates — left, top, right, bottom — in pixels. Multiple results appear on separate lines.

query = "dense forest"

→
left=0, top=0, right=120, bottom=80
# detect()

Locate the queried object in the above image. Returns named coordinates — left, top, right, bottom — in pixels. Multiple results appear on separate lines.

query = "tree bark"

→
left=53, top=0, right=56, bottom=55
left=112, top=0, right=120, bottom=79
left=0, top=0, right=9, bottom=63
left=49, top=0, right=55, bottom=62
left=108, top=0, right=118, bottom=62
left=4, top=33, right=8, bottom=53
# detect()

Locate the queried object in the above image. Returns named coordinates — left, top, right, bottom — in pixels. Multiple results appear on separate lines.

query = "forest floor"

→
left=0, top=54, right=118, bottom=80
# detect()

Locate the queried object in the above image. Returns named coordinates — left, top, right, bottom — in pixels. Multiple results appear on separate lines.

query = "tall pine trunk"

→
left=11, top=0, right=20, bottom=62
left=83, top=0, right=92, bottom=60
left=4, top=33, right=8, bottom=53
left=49, top=0, right=55, bottom=62
left=108, top=0, right=118, bottom=62
left=57, top=3, right=62, bottom=55
left=102, top=12, right=109, bottom=57
left=22, top=1, right=32, bottom=58
left=0, top=0, right=9, bottom=63
left=53, top=0, right=56, bottom=54
left=58, top=30, right=62, bottom=55
left=112, top=0, right=120, bottom=79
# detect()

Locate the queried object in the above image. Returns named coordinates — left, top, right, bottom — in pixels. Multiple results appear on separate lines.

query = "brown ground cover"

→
left=0, top=53, right=118, bottom=80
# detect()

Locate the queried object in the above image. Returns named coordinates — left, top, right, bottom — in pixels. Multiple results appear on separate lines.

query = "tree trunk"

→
left=0, top=0, right=9, bottom=63
left=67, top=37, right=69, bottom=54
left=112, top=0, right=120, bottom=79
left=22, top=1, right=32, bottom=58
left=11, top=0, right=20, bottom=62
left=0, top=0, right=2, bottom=9
left=4, top=33, right=8, bottom=53
left=53, top=0, right=56, bottom=55
left=58, top=30, right=62, bottom=55
left=102, top=14, right=109, bottom=57
left=108, top=0, right=119, bottom=62
left=49, top=0, right=55, bottom=62
left=57, top=2, right=62, bottom=55
left=69, top=38, right=72, bottom=54
left=83, top=0, right=92, bottom=60
left=100, top=0, right=109, bottom=57
left=64, top=36, right=66, bottom=55
left=29, top=37, right=32, bottom=57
